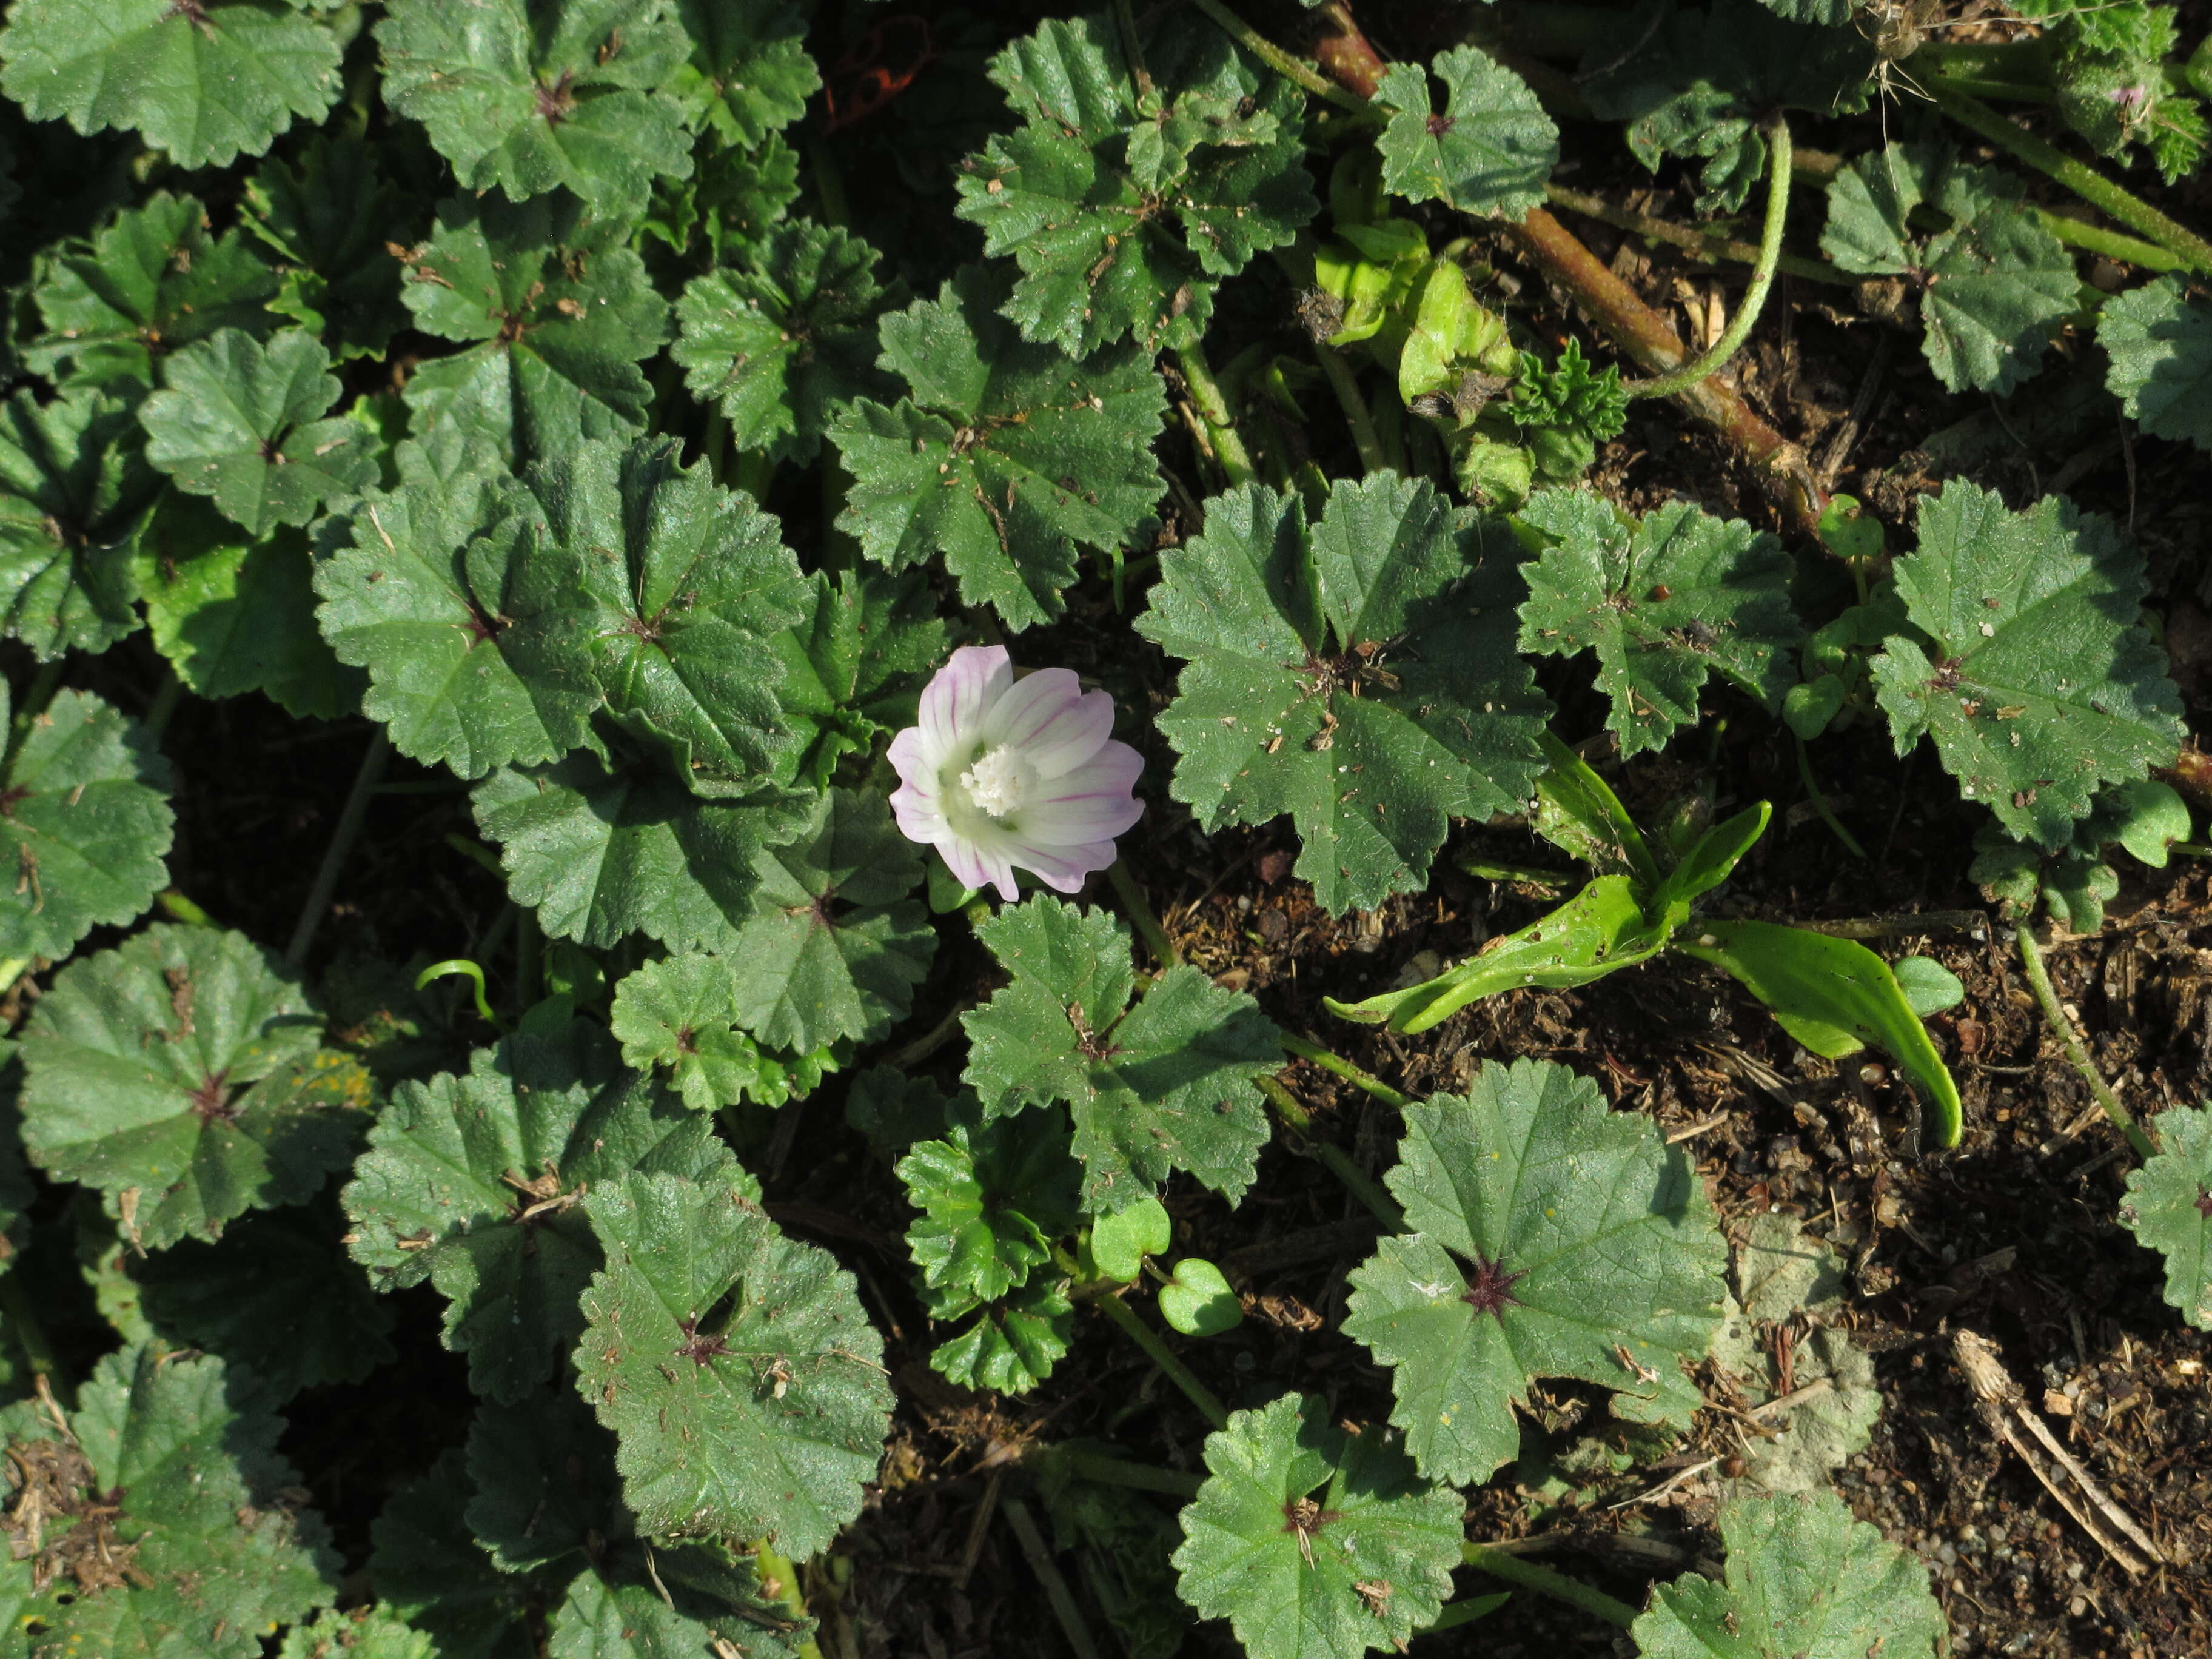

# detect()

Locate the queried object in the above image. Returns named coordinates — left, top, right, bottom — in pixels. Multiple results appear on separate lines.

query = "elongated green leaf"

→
left=1529, top=728, right=1662, bottom=883
left=0, top=388, right=158, bottom=659
left=1342, top=1058, right=1726, bottom=1486
left=1375, top=48, right=1555, bottom=219
left=1648, top=801, right=1769, bottom=933
left=2099, top=274, right=2212, bottom=451
left=2118, top=1102, right=2212, bottom=1329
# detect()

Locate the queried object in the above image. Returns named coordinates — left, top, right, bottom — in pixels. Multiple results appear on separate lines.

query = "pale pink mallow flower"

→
left=887, top=645, right=1143, bottom=901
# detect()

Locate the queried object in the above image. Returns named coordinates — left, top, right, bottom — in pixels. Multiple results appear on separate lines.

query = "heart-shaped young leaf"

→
left=0, top=388, right=160, bottom=659
left=1375, top=48, right=1556, bottom=219
left=1517, top=489, right=1803, bottom=757
left=898, top=1102, right=1081, bottom=1306
left=2099, top=274, right=2212, bottom=451
left=726, top=788, right=934, bottom=1052
left=830, top=266, right=1167, bottom=631
left=341, top=1015, right=726, bottom=1401
left=928, top=1278, right=1074, bottom=1394
left=244, top=135, right=422, bottom=362
left=25, top=191, right=278, bottom=390
left=1342, top=1057, right=1727, bottom=1486
left=663, top=0, right=819, bottom=146
left=953, top=12, right=1315, bottom=356
left=1171, top=1393, right=1462, bottom=1659
left=1869, top=480, right=2185, bottom=848
left=1138, top=477, right=1551, bottom=915
left=140, top=328, right=378, bottom=535
left=963, top=896, right=1281, bottom=1214
left=1158, top=1258, right=1242, bottom=1337
left=674, top=218, right=894, bottom=463
left=0, top=686, right=173, bottom=962
left=1088, top=1194, right=1172, bottom=1283
left=0, top=1344, right=337, bottom=1659
left=19, top=924, right=370, bottom=1252
left=767, top=567, right=949, bottom=789
left=0, top=0, right=341, bottom=170
left=1822, top=144, right=2077, bottom=395
left=611, top=953, right=777, bottom=1110
left=369, top=1453, right=541, bottom=1659
left=397, top=193, right=670, bottom=466
left=2118, top=1102, right=2212, bottom=1329
left=278, top=1608, right=436, bottom=1659
left=575, top=1169, right=894, bottom=1555
left=377, top=0, right=694, bottom=213
left=1634, top=1490, right=1943, bottom=1659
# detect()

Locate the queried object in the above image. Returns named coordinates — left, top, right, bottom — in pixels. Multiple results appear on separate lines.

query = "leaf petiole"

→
left=1461, top=1541, right=1638, bottom=1628
left=1256, top=1075, right=1405, bottom=1229
left=1087, top=1283, right=1230, bottom=1430
left=2014, top=922, right=2156, bottom=1160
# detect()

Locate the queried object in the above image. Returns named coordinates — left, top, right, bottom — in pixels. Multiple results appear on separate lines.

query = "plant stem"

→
left=1927, top=82, right=2212, bottom=273
left=1002, top=1497, right=1104, bottom=1659
left=1090, top=1289, right=1229, bottom=1430
left=1041, top=1447, right=1206, bottom=1498
left=1279, top=1032, right=1412, bottom=1109
left=0, top=1269, right=57, bottom=1379
left=1186, top=0, right=1371, bottom=113
left=1105, top=862, right=1180, bottom=970
left=1314, top=344, right=1390, bottom=475
left=285, top=727, right=392, bottom=969
left=1794, top=733, right=1866, bottom=861
left=2036, top=210, right=2188, bottom=272
left=1423, top=1592, right=1512, bottom=1633
left=1256, top=1075, right=1405, bottom=1229
left=1461, top=1543, right=1638, bottom=1628
left=1176, top=344, right=1258, bottom=488
left=748, top=1540, right=826, bottom=1659
left=1631, top=114, right=1792, bottom=400
left=142, top=671, right=184, bottom=742
left=2014, top=923, right=2156, bottom=1160
left=1545, top=184, right=1851, bottom=286
left=1112, top=0, right=1153, bottom=102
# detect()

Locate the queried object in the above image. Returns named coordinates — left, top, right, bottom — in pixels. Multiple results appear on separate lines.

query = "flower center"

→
left=959, top=744, right=1037, bottom=819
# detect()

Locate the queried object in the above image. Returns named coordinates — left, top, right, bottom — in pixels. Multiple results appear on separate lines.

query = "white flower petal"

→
left=980, top=668, right=1114, bottom=777
left=1012, top=742, right=1144, bottom=842
left=917, top=645, right=1011, bottom=764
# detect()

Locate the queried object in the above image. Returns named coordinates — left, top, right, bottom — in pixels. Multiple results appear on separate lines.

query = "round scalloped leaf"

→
left=2099, top=275, right=2212, bottom=451
left=376, top=0, right=694, bottom=213
left=1342, top=1057, right=1728, bottom=1487
left=140, top=329, right=378, bottom=535
left=19, top=924, right=369, bottom=1252
left=1633, top=1489, right=1942, bottom=1659
left=2119, top=1102, right=2212, bottom=1329
left=244, top=133, right=423, bottom=363
left=368, top=1452, right=540, bottom=1659
left=768, top=566, right=948, bottom=791
left=1136, top=477, right=1551, bottom=916
left=1375, top=48, right=1556, bottom=220
left=546, top=1545, right=811, bottom=1659
left=0, top=0, right=341, bottom=170
left=663, top=0, right=819, bottom=146
left=4, top=1343, right=337, bottom=1659
left=610, top=953, right=773, bottom=1111
left=928, top=1279, right=1073, bottom=1394
left=1171, top=1393, right=1461, bottom=1659
left=575, top=1169, right=894, bottom=1556
left=0, top=388, right=159, bottom=660
left=340, top=1014, right=728, bottom=1402
left=278, top=1607, right=437, bottom=1659
left=0, top=687, right=173, bottom=962
left=897, top=1105, right=1080, bottom=1307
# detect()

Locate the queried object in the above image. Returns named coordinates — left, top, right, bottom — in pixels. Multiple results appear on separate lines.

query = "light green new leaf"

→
left=140, top=329, right=378, bottom=535
left=929, top=1279, right=1074, bottom=1394
left=664, top=0, right=820, bottom=146
left=0, top=687, right=172, bottom=962
left=1517, top=489, right=1803, bottom=756
left=341, top=1017, right=726, bottom=1401
left=1822, top=144, right=2077, bottom=395
left=19, top=925, right=369, bottom=1252
left=575, top=1170, right=894, bottom=1555
left=831, top=266, right=1167, bottom=631
left=674, top=219, right=893, bottom=464
left=2118, top=1102, right=2212, bottom=1329
left=767, top=567, right=948, bottom=789
left=1171, top=1393, right=1461, bottom=1659
left=0, top=0, right=340, bottom=169
left=244, top=134, right=421, bottom=361
left=377, top=0, right=694, bottom=213
left=898, top=1105, right=1080, bottom=1307
left=1634, top=1490, right=1943, bottom=1659
left=0, top=388, right=159, bottom=659
left=1869, top=480, right=2184, bottom=848
left=611, top=953, right=774, bottom=1110
left=2099, top=275, right=2212, bottom=451
left=1087, top=1195, right=1171, bottom=1283
left=728, top=788, right=934, bottom=1052
left=962, top=896, right=1280, bottom=1214
left=1342, top=1058, right=1726, bottom=1486
left=1158, top=1258, right=1241, bottom=1337
left=4, top=1344, right=337, bottom=1659
left=278, top=1607, right=437, bottom=1659
left=1375, top=48, right=1556, bottom=219
left=1137, top=477, right=1550, bottom=915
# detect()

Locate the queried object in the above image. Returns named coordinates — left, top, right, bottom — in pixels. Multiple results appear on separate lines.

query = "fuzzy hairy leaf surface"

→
left=1869, top=481, right=2184, bottom=848
left=674, top=219, right=893, bottom=463
left=2099, top=275, right=2212, bottom=451
left=575, top=1170, right=894, bottom=1555
left=140, top=328, right=377, bottom=535
left=1634, top=1489, right=1943, bottom=1659
left=1138, top=477, right=1550, bottom=915
left=19, top=924, right=368, bottom=1252
left=1375, top=48, right=1555, bottom=220
left=244, top=135, right=421, bottom=361
left=831, top=266, right=1166, bottom=631
left=369, top=1453, right=539, bottom=1659
left=1517, top=489, right=1803, bottom=756
left=929, top=1279, right=1074, bottom=1393
left=341, top=1016, right=725, bottom=1401
left=611, top=953, right=773, bottom=1110
left=377, top=0, right=693, bottom=212
left=1821, top=144, right=2076, bottom=395
left=962, top=896, right=1279, bottom=1213
left=899, top=1105, right=1080, bottom=1307
left=665, top=0, right=819, bottom=146
left=0, top=0, right=341, bottom=169
left=0, top=686, right=172, bottom=962
left=768, top=567, right=948, bottom=789
left=3, top=1344, right=336, bottom=1659
left=25, top=192, right=278, bottom=390
left=0, top=388, right=159, bottom=659
left=316, top=444, right=600, bottom=779
left=726, top=788, right=934, bottom=1053
left=2119, top=1103, right=2212, bottom=1329
left=1342, top=1058, right=1727, bottom=1486
left=1171, top=1393, right=1461, bottom=1659
left=397, top=194, right=669, bottom=465
left=953, top=12, right=1315, bottom=355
